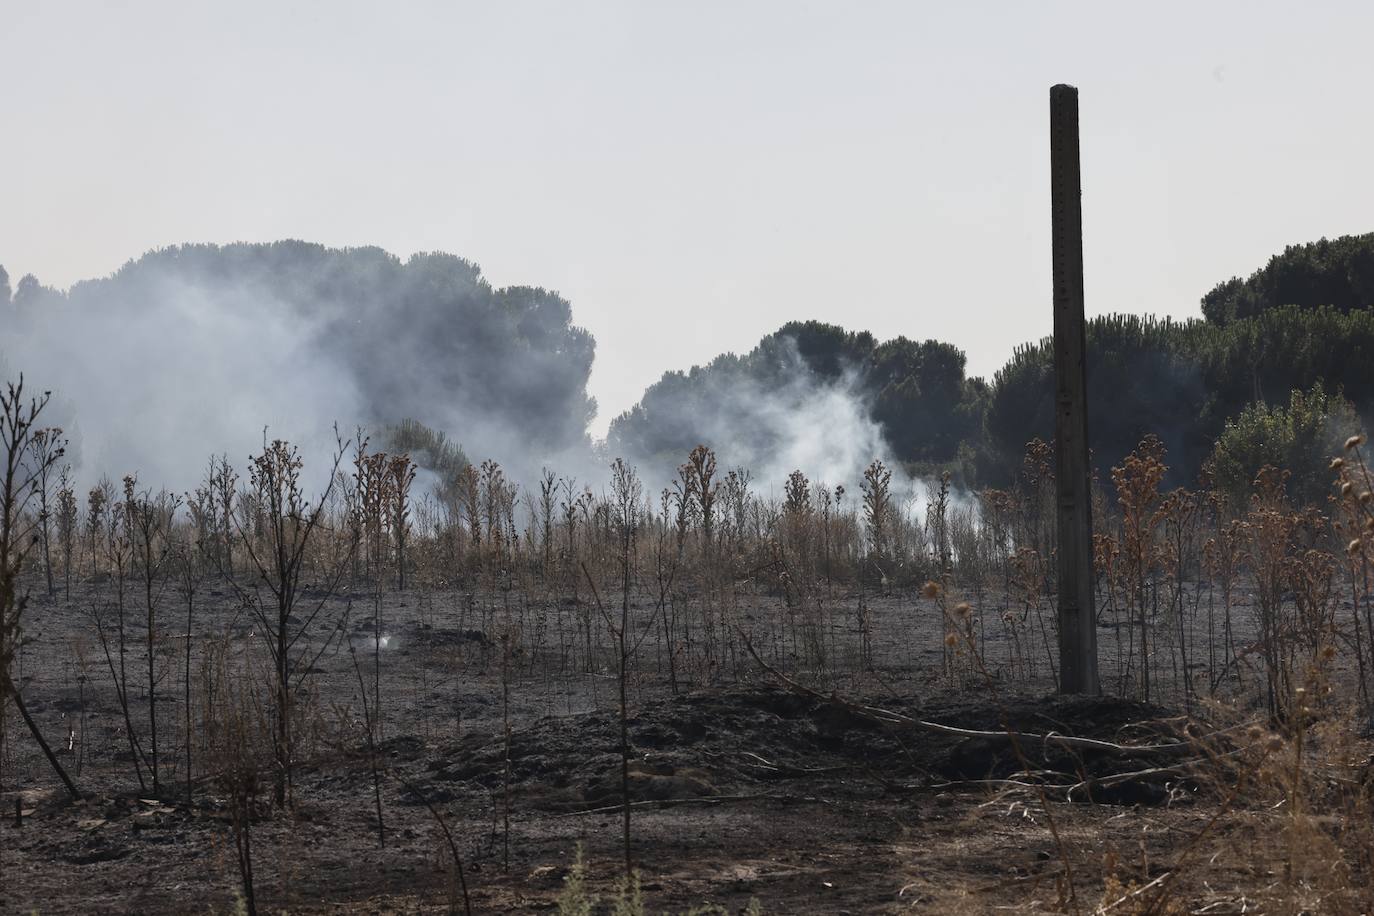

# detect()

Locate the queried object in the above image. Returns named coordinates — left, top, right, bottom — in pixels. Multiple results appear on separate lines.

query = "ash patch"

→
left=412, top=685, right=1183, bottom=811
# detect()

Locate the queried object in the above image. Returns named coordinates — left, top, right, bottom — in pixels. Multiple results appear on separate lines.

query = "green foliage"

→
left=984, top=314, right=1210, bottom=486
left=984, top=300, right=1374, bottom=488
left=1199, top=305, right=1374, bottom=421
left=1208, top=384, right=1359, bottom=508
left=869, top=336, right=986, bottom=461
left=1201, top=233, right=1374, bottom=324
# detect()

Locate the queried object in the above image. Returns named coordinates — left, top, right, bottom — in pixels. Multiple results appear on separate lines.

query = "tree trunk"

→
left=4, top=672, right=80, bottom=799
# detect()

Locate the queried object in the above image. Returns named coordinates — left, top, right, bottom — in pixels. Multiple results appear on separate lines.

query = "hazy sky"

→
left=4, top=1, right=1372, bottom=436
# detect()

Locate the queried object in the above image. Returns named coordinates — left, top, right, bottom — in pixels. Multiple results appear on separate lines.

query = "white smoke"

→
left=3, top=273, right=359, bottom=495
left=608, top=336, right=936, bottom=512
left=1, top=247, right=958, bottom=518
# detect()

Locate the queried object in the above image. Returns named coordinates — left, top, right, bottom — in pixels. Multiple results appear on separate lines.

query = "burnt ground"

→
left=0, top=578, right=1337, bottom=913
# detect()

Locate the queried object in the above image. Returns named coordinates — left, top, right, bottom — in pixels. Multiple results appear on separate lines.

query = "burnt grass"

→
left=0, top=581, right=1271, bottom=913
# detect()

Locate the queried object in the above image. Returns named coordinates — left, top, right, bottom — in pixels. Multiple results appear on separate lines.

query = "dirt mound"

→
left=414, top=684, right=1184, bottom=811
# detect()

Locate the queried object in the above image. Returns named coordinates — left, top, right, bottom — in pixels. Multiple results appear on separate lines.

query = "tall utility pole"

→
left=1049, top=84, right=1099, bottom=695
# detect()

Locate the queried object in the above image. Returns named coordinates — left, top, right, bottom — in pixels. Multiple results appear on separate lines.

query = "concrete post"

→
left=1049, top=84, right=1100, bottom=695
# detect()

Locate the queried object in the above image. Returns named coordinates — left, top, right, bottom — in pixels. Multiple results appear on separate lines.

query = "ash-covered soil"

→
left=0, top=579, right=1286, bottom=912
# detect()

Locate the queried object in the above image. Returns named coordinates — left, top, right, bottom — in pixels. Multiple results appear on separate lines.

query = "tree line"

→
left=615, top=233, right=1374, bottom=497
left=4, top=233, right=1373, bottom=500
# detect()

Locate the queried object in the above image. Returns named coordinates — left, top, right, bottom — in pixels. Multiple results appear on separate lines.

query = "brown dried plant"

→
left=1111, top=435, right=1168, bottom=701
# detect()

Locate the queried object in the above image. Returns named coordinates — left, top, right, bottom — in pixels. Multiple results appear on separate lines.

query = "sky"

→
left=4, top=1, right=1373, bottom=438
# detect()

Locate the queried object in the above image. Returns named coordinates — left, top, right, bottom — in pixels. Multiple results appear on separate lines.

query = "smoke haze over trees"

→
left=610, top=233, right=1374, bottom=499
left=606, top=321, right=987, bottom=487
left=0, top=242, right=595, bottom=489
left=3, top=232, right=1374, bottom=499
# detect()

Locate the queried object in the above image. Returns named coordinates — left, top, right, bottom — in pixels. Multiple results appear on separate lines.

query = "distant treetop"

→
left=1201, top=233, right=1374, bottom=324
